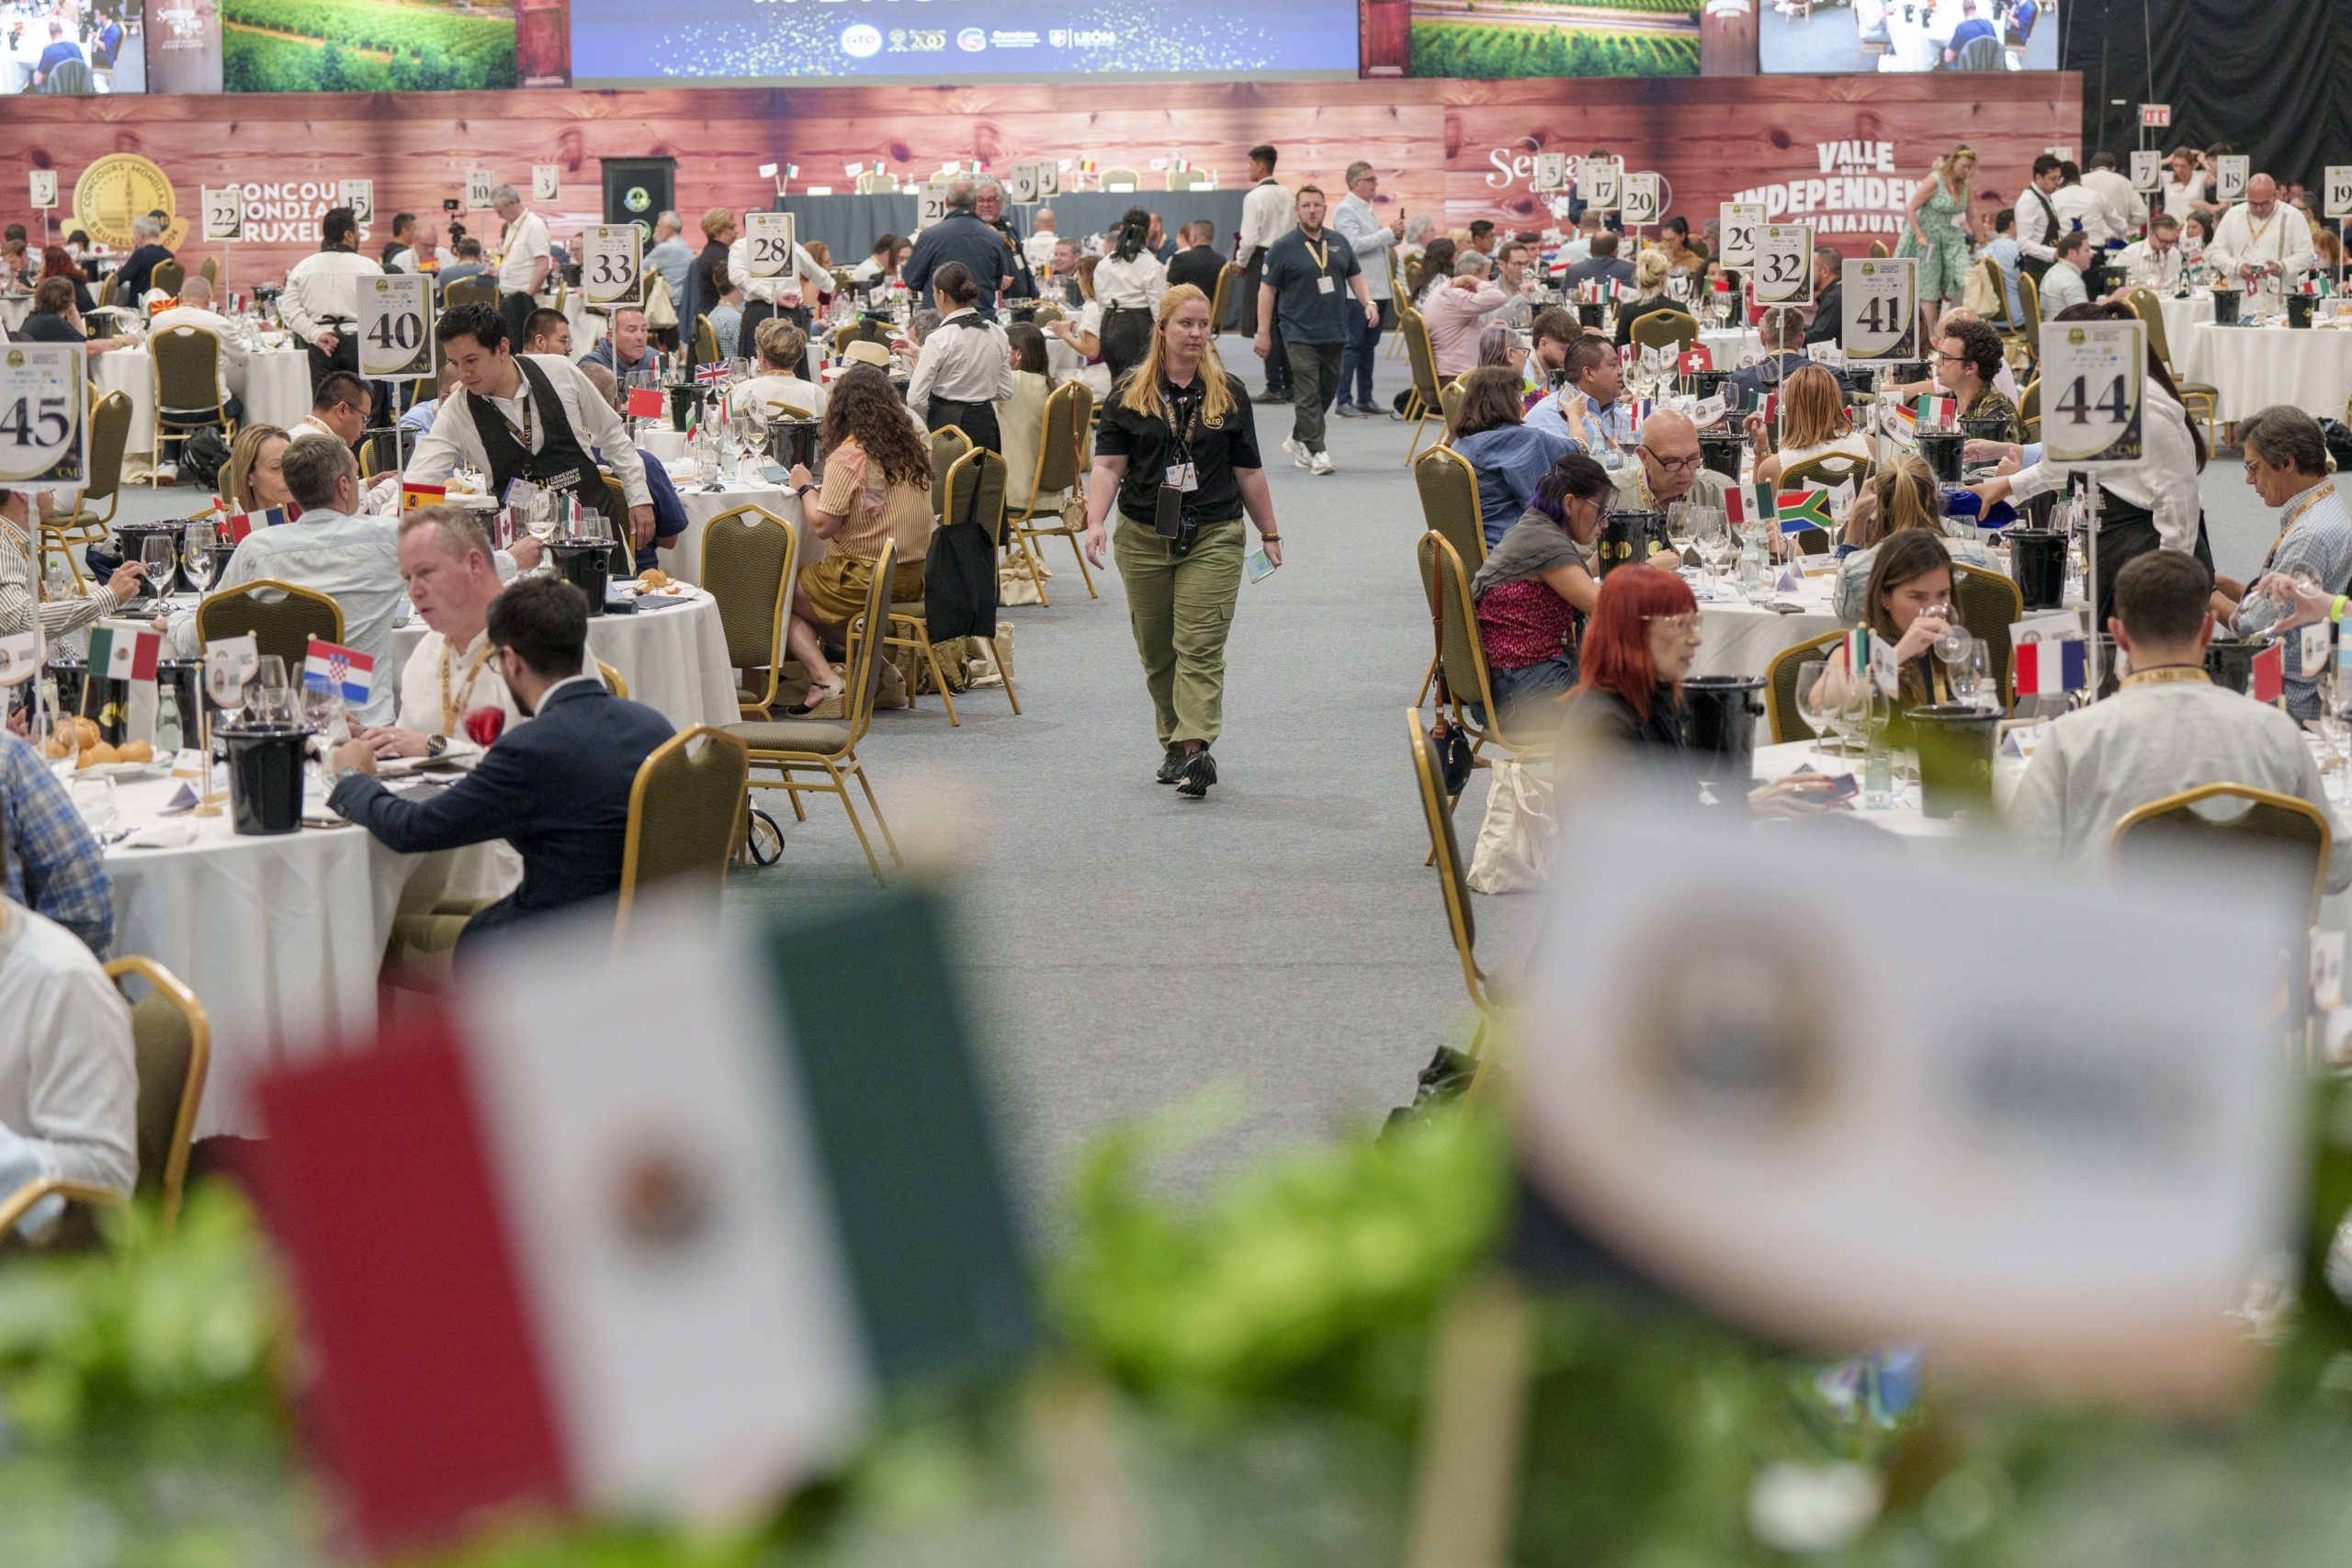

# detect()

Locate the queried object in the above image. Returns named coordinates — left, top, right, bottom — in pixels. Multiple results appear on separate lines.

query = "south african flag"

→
left=1775, top=486, right=1838, bottom=533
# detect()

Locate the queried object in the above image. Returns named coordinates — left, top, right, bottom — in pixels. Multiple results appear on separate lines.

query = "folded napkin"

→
left=119, top=820, right=198, bottom=851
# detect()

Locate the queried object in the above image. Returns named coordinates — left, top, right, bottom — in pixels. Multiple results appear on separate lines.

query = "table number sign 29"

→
left=1717, top=202, right=1764, bottom=271
left=2041, top=321, right=2145, bottom=467
left=358, top=276, right=435, bottom=381
left=0, top=345, right=88, bottom=491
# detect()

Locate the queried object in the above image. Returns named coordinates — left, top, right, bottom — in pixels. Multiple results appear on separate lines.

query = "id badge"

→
left=1164, top=462, right=1198, bottom=492
left=1317, top=275, right=1336, bottom=294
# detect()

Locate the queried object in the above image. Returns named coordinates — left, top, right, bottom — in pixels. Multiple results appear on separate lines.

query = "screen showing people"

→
left=8, top=0, right=141, bottom=94
left=1759, top=0, right=2057, bottom=74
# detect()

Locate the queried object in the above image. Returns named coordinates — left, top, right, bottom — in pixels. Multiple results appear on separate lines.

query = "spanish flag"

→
left=401, top=480, right=447, bottom=513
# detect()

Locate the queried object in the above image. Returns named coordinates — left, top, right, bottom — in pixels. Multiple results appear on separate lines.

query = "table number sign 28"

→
left=744, top=212, right=797, bottom=281
left=0, top=346, right=88, bottom=491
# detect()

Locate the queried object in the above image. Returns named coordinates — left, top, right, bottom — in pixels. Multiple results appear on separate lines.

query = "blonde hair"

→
left=395, top=504, right=495, bottom=565
left=1116, top=284, right=1235, bottom=428
left=754, top=315, right=808, bottom=371
left=1075, top=254, right=1100, bottom=302
left=700, top=207, right=734, bottom=242
left=1779, top=365, right=1850, bottom=451
left=1634, top=248, right=1670, bottom=292
left=220, top=423, right=288, bottom=512
left=1851, top=455, right=1939, bottom=548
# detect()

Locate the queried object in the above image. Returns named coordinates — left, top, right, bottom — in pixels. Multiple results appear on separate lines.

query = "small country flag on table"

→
left=625, top=386, right=666, bottom=420
left=86, top=622, right=161, bottom=681
left=695, top=361, right=729, bottom=385
left=1775, top=485, right=1838, bottom=533
left=400, top=481, right=446, bottom=513
left=1679, top=346, right=1713, bottom=375
left=302, top=637, right=375, bottom=706
left=2012, top=637, right=2086, bottom=695
left=2251, top=641, right=2284, bottom=704
left=224, top=506, right=287, bottom=542
left=1915, top=393, right=1959, bottom=429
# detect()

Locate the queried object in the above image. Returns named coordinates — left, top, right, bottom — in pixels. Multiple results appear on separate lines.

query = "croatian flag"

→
left=224, top=506, right=288, bottom=542
left=2012, top=637, right=2087, bottom=695
left=248, top=886, right=1034, bottom=1557
left=86, top=622, right=161, bottom=682
left=303, top=637, right=376, bottom=707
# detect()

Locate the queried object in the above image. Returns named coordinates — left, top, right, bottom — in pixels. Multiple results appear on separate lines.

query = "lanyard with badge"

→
left=1304, top=233, right=1337, bottom=296
left=1154, top=379, right=1206, bottom=555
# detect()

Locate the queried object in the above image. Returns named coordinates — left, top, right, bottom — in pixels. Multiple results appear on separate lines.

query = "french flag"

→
left=302, top=636, right=376, bottom=707
left=224, top=506, right=288, bottom=543
left=2013, top=637, right=2086, bottom=695
left=248, top=886, right=1034, bottom=1557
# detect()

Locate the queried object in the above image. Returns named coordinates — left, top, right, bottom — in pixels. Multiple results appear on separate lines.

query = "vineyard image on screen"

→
left=1408, top=0, right=1701, bottom=78
left=224, top=0, right=518, bottom=90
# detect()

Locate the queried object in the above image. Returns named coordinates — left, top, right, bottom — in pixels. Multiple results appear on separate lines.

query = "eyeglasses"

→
left=1934, top=352, right=1966, bottom=364
left=1645, top=451, right=1703, bottom=472
left=1642, top=613, right=1702, bottom=634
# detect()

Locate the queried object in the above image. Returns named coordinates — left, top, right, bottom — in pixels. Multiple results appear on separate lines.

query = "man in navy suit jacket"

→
left=327, top=576, right=674, bottom=955
left=1560, top=233, right=1637, bottom=292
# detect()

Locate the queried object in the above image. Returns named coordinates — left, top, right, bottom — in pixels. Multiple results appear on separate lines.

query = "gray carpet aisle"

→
left=107, top=354, right=2281, bottom=1226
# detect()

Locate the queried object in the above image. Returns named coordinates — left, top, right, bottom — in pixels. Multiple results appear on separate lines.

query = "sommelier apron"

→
left=467, top=355, right=631, bottom=569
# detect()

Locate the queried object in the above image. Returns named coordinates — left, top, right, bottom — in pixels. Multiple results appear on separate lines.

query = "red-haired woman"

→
left=1568, top=563, right=1830, bottom=813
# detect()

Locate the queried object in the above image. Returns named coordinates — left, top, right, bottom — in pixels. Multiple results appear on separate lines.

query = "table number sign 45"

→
left=0, top=345, right=89, bottom=491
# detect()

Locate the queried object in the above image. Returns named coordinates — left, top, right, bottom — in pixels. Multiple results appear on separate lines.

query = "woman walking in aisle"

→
left=1082, top=284, right=1284, bottom=800
left=1894, top=144, right=1978, bottom=345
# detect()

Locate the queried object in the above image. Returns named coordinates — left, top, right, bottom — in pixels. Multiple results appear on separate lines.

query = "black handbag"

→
left=180, top=427, right=232, bottom=490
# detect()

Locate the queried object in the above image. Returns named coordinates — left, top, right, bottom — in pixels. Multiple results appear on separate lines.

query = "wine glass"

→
left=141, top=534, right=175, bottom=599
left=1948, top=637, right=1989, bottom=707
left=249, top=655, right=293, bottom=727
left=182, top=520, right=217, bottom=594
left=1693, top=511, right=1729, bottom=585
left=1666, top=500, right=1694, bottom=558
left=1795, top=661, right=1843, bottom=756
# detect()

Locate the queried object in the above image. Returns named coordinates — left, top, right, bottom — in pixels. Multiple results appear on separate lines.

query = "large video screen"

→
left=221, top=0, right=516, bottom=91
left=7, top=0, right=140, bottom=95
left=1760, top=0, right=2055, bottom=73
left=1408, top=0, right=1699, bottom=78
left=569, top=0, right=1363, bottom=86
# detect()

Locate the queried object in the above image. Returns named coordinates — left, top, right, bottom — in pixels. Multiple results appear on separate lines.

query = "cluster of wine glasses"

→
left=1673, top=500, right=1736, bottom=590
left=1794, top=660, right=1874, bottom=758
left=1628, top=345, right=1677, bottom=401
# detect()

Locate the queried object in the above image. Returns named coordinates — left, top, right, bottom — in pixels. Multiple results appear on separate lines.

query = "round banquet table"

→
left=1690, top=570, right=1845, bottom=683
left=1751, top=739, right=2022, bottom=837
left=390, top=585, right=741, bottom=732
left=100, top=769, right=424, bottom=1138
left=95, top=341, right=312, bottom=475
left=1699, top=327, right=1764, bottom=369
left=655, top=475, right=817, bottom=588
left=2194, top=322, right=2352, bottom=423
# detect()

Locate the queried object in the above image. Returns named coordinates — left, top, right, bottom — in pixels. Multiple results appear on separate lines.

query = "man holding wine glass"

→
left=357, top=508, right=524, bottom=762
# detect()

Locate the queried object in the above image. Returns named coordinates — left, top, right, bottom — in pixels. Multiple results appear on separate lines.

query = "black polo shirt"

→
left=1094, top=370, right=1264, bottom=524
left=1262, top=227, right=1362, bottom=346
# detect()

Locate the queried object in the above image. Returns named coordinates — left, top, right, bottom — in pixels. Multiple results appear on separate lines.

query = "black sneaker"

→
left=1176, top=750, right=1217, bottom=799
left=1155, top=744, right=1186, bottom=784
left=1253, top=387, right=1293, bottom=404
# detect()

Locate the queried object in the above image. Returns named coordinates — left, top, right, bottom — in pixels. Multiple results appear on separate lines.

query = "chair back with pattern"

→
left=1419, top=530, right=1531, bottom=750
left=1779, top=452, right=1873, bottom=503
left=1763, top=628, right=1848, bottom=744
left=1209, top=263, right=1238, bottom=330
left=694, top=315, right=721, bottom=366
left=197, top=580, right=344, bottom=669
left=444, top=276, right=498, bottom=312
left=1951, top=562, right=2023, bottom=704
left=81, top=391, right=132, bottom=511
left=842, top=540, right=898, bottom=747
left=153, top=326, right=227, bottom=423
left=1024, top=379, right=1087, bottom=512
left=1406, top=710, right=1486, bottom=1013
left=1439, top=378, right=1465, bottom=439
left=2112, top=784, right=2333, bottom=926
left=103, top=956, right=208, bottom=1233
left=700, top=504, right=799, bottom=712
left=928, top=425, right=973, bottom=521
left=1399, top=304, right=1444, bottom=407
left=2017, top=272, right=2042, bottom=356
left=1629, top=308, right=1701, bottom=357
left=199, top=256, right=219, bottom=287
left=942, top=446, right=1012, bottom=548
left=2018, top=376, right=2041, bottom=441
left=615, top=726, right=751, bottom=941
left=356, top=427, right=404, bottom=479
left=151, top=259, right=187, bottom=299
left=2122, top=286, right=2173, bottom=367
left=1414, top=444, right=1487, bottom=570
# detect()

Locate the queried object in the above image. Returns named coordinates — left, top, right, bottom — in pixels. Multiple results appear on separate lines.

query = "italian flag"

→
left=86, top=621, right=160, bottom=681
left=1915, top=394, right=1958, bottom=429
left=249, top=886, right=1035, bottom=1557
left=2012, top=637, right=2086, bottom=694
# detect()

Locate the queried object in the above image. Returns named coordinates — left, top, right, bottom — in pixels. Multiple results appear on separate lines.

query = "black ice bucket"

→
left=1679, top=674, right=1765, bottom=783
left=2005, top=528, right=2067, bottom=610
left=550, top=538, right=614, bottom=615
left=1907, top=704, right=2000, bottom=819
left=221, top=724, right=312, bottom=836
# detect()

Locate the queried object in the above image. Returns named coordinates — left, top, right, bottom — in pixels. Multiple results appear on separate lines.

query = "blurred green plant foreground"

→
left=10, top=1087, right=2352, bottom=1567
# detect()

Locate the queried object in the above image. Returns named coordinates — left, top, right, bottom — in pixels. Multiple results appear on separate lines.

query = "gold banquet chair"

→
left=44, top=389, right=132, bottom=586
left=356, top=427, right=405, bottom=479
left=1421, top=530, right=1545, bottom=761
left=106, top=956, right=209, bottom=1235
left=2112, top=784, right=2333, bottom=930
left=197, top=580, right=344, bottom=671
left=2122, top=286, right=2220, bottom=443
left=695, top=315, right=722, bottom=367
left=152, top=325, right=238, bottom=487
left=1762, top=628, right=1849, bottom=744
left=1396, top=304, right=1449, bottom=464
left=928, top=424, right=973, bottom=523
left=1166, top=167, right=1212, bottom=191
left=151, top=258, right=186, bottom=299
left=2016, top=272, right=2042, bottom=362
left=1005, top=378, right=1094, bottom=604
left=596, top=659, right=628, bottom=699
left=2018, top=376, right=2041, bottom=443
left=1629, top=307, right=1701, bottom=358
left=1951, top=562, right=2023, bottom=705
left=1208, top=263, right=1238, bottom=333
left=1100, top=167, right=1143, bottom=192
left=613, top=726, right=751, bottom=944
left=697, top=504, right=800, bottom=720
left=727, top=540, right=904, bottom=885
left=1407, top=710, right=1498, bottom=1088
left=1413, top=445, right=1487, bottom=705
left=443, top=276, right=499, bottom=313
left=890, top=447, right=1022, bottom=725
left=198, top=256, right=219, bottom=288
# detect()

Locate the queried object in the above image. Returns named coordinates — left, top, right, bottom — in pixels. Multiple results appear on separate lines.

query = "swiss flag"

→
left=1679, top=346, right=1713, bottom=375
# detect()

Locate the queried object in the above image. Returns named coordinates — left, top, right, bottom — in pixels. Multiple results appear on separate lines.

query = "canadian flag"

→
left=250, top=887, right=1035, bottom=1557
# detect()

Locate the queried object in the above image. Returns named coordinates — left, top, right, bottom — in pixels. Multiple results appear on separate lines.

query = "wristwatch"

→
left=426, top=735, right=448, bottom=758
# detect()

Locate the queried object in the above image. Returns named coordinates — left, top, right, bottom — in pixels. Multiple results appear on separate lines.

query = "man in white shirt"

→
left=1023, top=209, right=1061, bottom=273
left=0, top=852, right=137, bottom=1240
left=2007, top=548, right=2352, bottom=892
left=1236, top=142, right=1293, bottom=400
left=2079, top=152, right=2147, bottom=244
left=491, top=183, right=554, bottom=349
left=408, top=301, right=657, bottom=549
left=2014, top=153, right=2066, bottom=285
left=2050, top=163, right=2112, bottom=248
left=2207, top=174, right=2317, bottom=310
left=148, top=275, right=250, bottom=410
left=1329, top=160, right=1402, bottom=418
left=2114, top=213, right=2188, bottom=293
left=2039, top=231, right=2091, bottom=317
left=724, top=222, right=831, bottom=347
left=288, top=371, right=374, bottom=453
left=180, top=437, right=406, bottom=723
left=279, top=205, right=383, bottom=395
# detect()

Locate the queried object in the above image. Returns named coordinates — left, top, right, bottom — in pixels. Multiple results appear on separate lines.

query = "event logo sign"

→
left=206, top=180, right=375, bottom=245
left=72, top=153, right=177, bottom=254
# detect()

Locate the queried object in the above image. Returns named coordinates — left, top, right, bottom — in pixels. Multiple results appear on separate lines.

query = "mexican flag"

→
left=249, top=886, right=1035, bottom=1557
left=86, top=622, right=160, bottom=681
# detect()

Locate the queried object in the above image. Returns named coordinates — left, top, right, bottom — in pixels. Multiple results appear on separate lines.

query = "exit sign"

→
left=2141, top=104, right=2172, bottom=128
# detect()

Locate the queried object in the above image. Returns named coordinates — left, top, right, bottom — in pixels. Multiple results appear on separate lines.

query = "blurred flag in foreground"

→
left=250, top=885, right=1035, bottom=1558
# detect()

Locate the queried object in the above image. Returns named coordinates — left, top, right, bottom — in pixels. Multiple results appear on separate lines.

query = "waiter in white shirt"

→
left=2051, top=165, right=2112, bottom=248
left=2206, top=174, right=2317, bottom=310
left=279, top=205, right=383, bottom=395
left=2080, top=153, right=2148, bottom=243
left=906, top=262, right=1016, bottom=451
left=491, top=184, right=554, bottom=352
left=2015, top=154, right=2066, bottom=286
left=724, top=219, right=831, bottom=364
left=407, top=302, right=657, bottom=548
left=0, top=870, right=137, bottom=1240
left=147, top=275, right=250, bottom=409
left=2115, top=213, right=2188, bottom=293
left=1236, top=143, right=1292, bottom=399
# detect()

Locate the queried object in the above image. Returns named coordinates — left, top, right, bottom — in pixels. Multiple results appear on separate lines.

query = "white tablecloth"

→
left=95, top=343, right=311, bottom=469
left=657, top=478, right=809, bottom=587
left=2195, top=322, right=2352, bottom=423
left=2157, top=294, right=2215, bottom=384
left=1753, top=739, right=2022, bottom=837
left=1699, top=328, right=1764, bottom=369
left=101, top=770, right=422, bottom=1138
left=1691, top=570, right=1845, bottom=682
left=0, top=294, right=30, bottom=332
left=390, top=588, right=739, bottom=733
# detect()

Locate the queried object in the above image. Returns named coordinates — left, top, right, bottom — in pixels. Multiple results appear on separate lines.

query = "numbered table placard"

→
left=2131, top=150, right=2162, bottom=193
left=2040, top=320, right=2145, bottom=468
left=0, top=345, right=88, bottom=492
left=201, top=186, right=243, bottom=243
left=1034, top=160, right=1060, bottom=198
left=1532, top=152, right=1569, bottom=194
left=1842, top=256, right=1917, bottom=364
left=467, top=169, right=496, bottom=210
left=339, top=179, right=374, bottom=225
left=743, top=211, right=798, bottom=281
left=533, top=164, right=561, bottom=203
left=1717, top=202, right=1764, bottom=272
left=357, top=275, right=435, bottom=381
left=1622, top=172, right=1661, bottom=229
left=1005, top=164, right=1037, bottom=205
left=1753, top=224, right=1815, bottom=305
left=28, top=170, right=57, bottom=209
left=2327, top=167, right=2352, bottom=224
left=581, top=224, right=643, bottom=306
left=916, top=190, right=947, bottom=231
left=2215, top=155, right=2250, bottom=204
left=1578, top=157, right=1619, bottom=212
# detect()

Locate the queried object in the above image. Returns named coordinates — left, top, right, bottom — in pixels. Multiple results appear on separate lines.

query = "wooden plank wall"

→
left=3, top=75, right=2078, bottom=283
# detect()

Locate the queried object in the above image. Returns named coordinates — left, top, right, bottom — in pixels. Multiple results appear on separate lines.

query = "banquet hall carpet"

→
left=107, top=367, right=2279, bottom=1221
